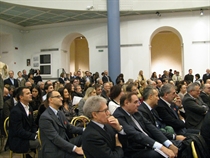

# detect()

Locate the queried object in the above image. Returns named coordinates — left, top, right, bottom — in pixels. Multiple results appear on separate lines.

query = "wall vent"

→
left=40, top=48, right=59, bottom=52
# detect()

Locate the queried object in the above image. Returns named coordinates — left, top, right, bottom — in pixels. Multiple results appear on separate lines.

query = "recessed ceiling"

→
left=0, top=1, right=209, bottom=27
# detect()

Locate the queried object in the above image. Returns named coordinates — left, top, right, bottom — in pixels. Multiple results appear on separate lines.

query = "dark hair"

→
left=94, top=84, right=101, bottom=90
left=31, top=85, right=43, bottom=102
left=195, top=73, right=200, bottom=79
left=142, top=86, right=157, bottom=100
left=126, top=83, right=135, bottom=92
left=44, top=84, right=52, bottom=91
left=16, top=87, right=30, bottom=101
left=120, top=92, right=137, bottom=106
left=27, top=73, right=34, bottom=79
left=109, top=85, right=122, bottom=100
left=58, top=87, right=70, bottom=104
left=64, top=83, right=72, bottom=96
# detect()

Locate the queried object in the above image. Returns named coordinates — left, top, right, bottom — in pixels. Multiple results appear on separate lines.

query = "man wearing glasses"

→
left=82, top=96, right=124, bottom=158
left=113, top=92, right=178, bottom=158
left=39, top=90, right=84, bottom=158
left=182, top=82, right=209, bottom=129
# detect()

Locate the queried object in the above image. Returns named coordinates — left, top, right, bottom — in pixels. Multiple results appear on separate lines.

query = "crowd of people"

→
left=0, top=68, right=210, bottom=158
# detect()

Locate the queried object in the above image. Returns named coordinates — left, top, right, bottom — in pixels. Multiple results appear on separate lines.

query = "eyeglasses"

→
left=95, top=108, right=109, bottom=113
left=50, top=95, right=63, bottom=99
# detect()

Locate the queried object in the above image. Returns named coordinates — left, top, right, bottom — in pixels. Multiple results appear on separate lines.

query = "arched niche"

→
left=150, top=26, right=184, bottom=77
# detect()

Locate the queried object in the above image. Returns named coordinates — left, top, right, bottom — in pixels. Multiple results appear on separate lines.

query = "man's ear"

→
left=92, top=112, right=97, bottom=119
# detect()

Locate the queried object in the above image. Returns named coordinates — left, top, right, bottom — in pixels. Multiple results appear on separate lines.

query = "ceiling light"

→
left=156, top=12, right=161, bottom=17
left=200, top=9, right=203, bottom=16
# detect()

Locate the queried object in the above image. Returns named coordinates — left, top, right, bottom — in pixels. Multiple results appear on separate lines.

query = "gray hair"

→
left=143, top=86, right=157, bottom=100
left=159, top=83, right=175, bottom=97
left=83, top=96, right=107, bottom=119
left=187, top=82, right=200, bottom=93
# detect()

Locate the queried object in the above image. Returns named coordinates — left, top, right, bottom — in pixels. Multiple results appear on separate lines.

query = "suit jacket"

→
left=4, top=78, right=18, bottom=88
left=184, top=74, right=194, bottom=82
left=138, top=102, right=173, bottom=140
left=39, top=107, right=83, bottom=158
left=82, top=121, right=124, bottom=158
left=58, top=77, right=66, bottom=84
left=202, top=73, right=210, bottom=83
left=200, top=111, right=210, bottom=151
left=8, top=102, right=37, bottom=153
left=113, top=107, right=168, bottom=156
left=102, top=75, right=113, bottom=83
left=182, top=93, right=209, bottom=129
left=200, top=91, right=210, bottom=108
left=3, top=97, right=15, bottom=120
left=155, top=99, right=186, bottom=134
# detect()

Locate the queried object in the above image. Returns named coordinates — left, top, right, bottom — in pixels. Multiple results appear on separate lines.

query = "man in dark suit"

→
left=113, top=92, right=178, bottom=158
left=202, top=69, right=210, bottom=83
left=39, top=90, right=84, bottom=158
left=200, top=83, right=210, bottom=108
left=182, top=82, right=209, bottom=129
left=200, top=110, right=210, bottom=151
left=184, top=69, right=194, bottom=83
left=3, top=88, right=18, bottom=120
left=101, top=82, right=110, bottom=102
left=138, top=86, right=185, bottom=142
left=102, top=70, right=113, bottom=84
left=155, top=83, right=187, bottom=135
left=8, top=87, right=39, bottom=155
left=4, top=70, right=18, bottom=88
left=82, top=96, right=124, bottom=158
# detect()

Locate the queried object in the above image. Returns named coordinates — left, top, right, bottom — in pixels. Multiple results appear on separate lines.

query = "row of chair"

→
left=1, top=116, right=198, bottom=158
left=1, top=115, right=90, bottom=158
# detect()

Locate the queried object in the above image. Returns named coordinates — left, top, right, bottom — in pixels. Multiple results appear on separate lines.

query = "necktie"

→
left=151, top=109, right=162, bottom=128
left=57, top=111, right=63, bottom=125
left=130, top=115, right=148, bottom=136
left=104, top=125, right=112, bottom=140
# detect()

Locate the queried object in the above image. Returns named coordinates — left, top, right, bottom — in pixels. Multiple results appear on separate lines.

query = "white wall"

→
left=0, top=11, right=209, bottom=82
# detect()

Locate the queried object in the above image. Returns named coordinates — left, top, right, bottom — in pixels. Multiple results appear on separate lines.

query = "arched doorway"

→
left=61, top=33, right=89, bottom=74
left=150, top=26, right=183, bottom=77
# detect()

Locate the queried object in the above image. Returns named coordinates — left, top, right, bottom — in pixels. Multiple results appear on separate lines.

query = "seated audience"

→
left=30, top=85, right=43, bottom=111
left=199, top=83, right=210, bottom=108
left=39, top=90, right=83, bottom=158
left=177, top=83, right=187, bottom=101
left=82, top=96, right=124, bottom=158
left=108, top=85, right=124, bottom=114
left=42, top=84, right=54, bottom=101
left=58, top=72, right=66, bottom=85
left=155, top=83, right=187, bottom=135
left=115, top=73, right=125, bottom=85
left=113, top=92, right=178, bottom=158
left=71, top=84, right=84, bottom=99
left=182, top=82, right=209, bottom=129
left=150, top=71, right=158, bottom=81
left=3, top=88, right=18, bottom=120
left=33, top=69, right=42, bottom=85
left=200, top=110, right=210, bottom=151
left=101, top=82, right=111, bottom=102
left=78, top=87, right=96, bottom=115
left=202, top=69, right=210, bottom=84
left=8, top=87, right=39, bottom=155
left=27, top=73, right=35, bottom=85
left=17, top=71, right=26, bottom=87
left=94, top=84, right=102, bottom=96
left=138, top=86, right=185, bottom=142
left=4, top=70, right=18, bottom=88
left=58, top=87, right=77, bottom=122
